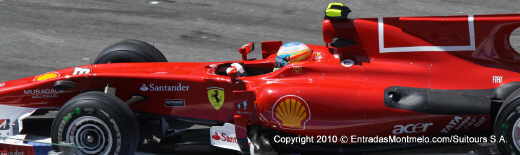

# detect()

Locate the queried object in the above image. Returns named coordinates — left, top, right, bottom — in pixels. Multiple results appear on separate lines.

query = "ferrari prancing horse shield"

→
left=207, top=87, right=225, bottom=110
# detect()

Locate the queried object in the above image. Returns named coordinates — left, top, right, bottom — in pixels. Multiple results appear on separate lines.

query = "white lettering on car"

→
left=139, top=83, right=190, bottom=92
left=392, top=122, right=434, bottom=135
left=73, top=67, right=91, bottom=75
left=23, top=88, right=62, bottom=98
left=441, top=116, right=463, bottom=134
left=441, top=116, right=488, bottom=134
left=492, top=75, right=503, bottom=84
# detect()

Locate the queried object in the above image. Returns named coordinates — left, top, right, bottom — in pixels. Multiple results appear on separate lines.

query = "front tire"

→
left=51, top=91, right=139, bottom=155
left=93, top=39, right=167, bottom=64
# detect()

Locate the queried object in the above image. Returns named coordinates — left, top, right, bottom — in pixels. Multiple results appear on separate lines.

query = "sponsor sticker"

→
left=24, top=88, right=61, bottom=98
left=210, top=123, right=252, bottom=152
left=473, top=116, right=487, bottom=128
left=392, top=122, right=434, bottom=135
left=139, top=83, right=190, bottom=92
left=314, top=52, right=323, bottom=60
left=441, top=116, right=463, bottom=134
left=272, top=95, right=311, bottom=129
left=455, top=116, right=473, bottom=130
left=492, top=75, right=503, bottom=84
left=73, top=67, right=91, bottom=75
left=441, top=116, right=487, bottom=134
left=165, top=99, right=185, bottom=107
left=208, top=87, right=225, bottom=110
left=34, top=72, right=60, bottom=81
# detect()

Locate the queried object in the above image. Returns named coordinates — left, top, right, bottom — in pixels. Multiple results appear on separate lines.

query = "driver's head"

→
left=274, top=42, right=313, bottom=71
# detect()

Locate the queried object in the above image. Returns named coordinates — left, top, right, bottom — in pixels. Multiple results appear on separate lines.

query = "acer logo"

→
left=0, top=119, right=9, bottom=130
left=211, top=132, right=237, bottom=143
left=392, top=122, right=433, bottom=135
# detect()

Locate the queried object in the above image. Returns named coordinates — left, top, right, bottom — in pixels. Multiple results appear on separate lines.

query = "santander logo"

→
left=139, top=84, right=150, bottom=92
left=139, top=83, right=190, bottom=92
left=211, top=132, right=237, bottom=143
left=212, top=133, right=221, bottom=140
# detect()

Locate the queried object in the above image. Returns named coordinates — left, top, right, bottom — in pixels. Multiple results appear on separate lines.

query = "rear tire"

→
left=494, top=90, right=520, bottom=154
left=51, top=91, right=139, bottom=155
left=94, top=39, right=167, bottom=64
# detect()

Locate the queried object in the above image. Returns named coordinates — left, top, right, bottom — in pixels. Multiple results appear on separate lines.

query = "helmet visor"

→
left=275, top=54, right=290, bottom=69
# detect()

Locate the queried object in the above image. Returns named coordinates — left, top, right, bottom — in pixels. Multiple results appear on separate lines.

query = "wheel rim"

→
left=513, top=117, right=520, bottom=151
left=66, top=116, right=113, bottom=155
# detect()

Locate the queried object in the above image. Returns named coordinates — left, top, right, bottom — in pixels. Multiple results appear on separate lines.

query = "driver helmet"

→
left=274, top=42, right=313, bottom=71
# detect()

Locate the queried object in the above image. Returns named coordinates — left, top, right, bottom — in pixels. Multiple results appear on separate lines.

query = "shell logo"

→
left=34, top=72, right=60, bottom=81
left=272, top=95, right=310, bottom=129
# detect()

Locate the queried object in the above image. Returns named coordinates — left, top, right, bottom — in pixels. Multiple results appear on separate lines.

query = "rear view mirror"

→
left=238, top=42, right=254, bottom=61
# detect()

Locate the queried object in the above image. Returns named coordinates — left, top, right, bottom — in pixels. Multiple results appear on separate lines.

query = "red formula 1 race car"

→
left=1, top=2, right=520, bottom=155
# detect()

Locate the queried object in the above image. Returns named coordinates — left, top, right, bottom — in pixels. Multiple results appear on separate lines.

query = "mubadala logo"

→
left=24, top=88, right=62, bottom=98
left=139, top=83, right=190, bottom=92
left=24, top=88, right=60, bottom=95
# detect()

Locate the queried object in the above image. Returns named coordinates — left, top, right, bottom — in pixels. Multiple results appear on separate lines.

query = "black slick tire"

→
left=51, top=91, right=139, bottom=155
left=494, top=89, right=520, bottom=155
left=93, top=39, right=167, bottom=64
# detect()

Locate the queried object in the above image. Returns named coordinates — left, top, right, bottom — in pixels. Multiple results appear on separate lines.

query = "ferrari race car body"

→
left=1, top=3, right=520, bottom=154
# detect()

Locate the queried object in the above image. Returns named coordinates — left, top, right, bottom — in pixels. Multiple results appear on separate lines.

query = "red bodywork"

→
left=1, top=14, right=520, bottom=139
